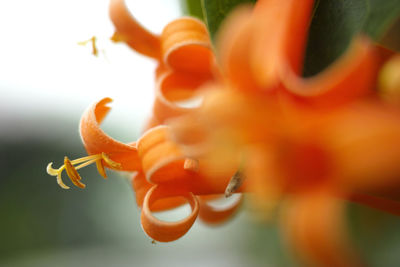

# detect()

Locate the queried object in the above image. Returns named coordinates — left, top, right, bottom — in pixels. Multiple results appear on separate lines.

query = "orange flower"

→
left=46, top=0, right=400, bottom=265
left=109, top=0, right=215, bottom=127
left=167, top=0, right=400, bottom=266
left=47, top=0, right=242, bottom=243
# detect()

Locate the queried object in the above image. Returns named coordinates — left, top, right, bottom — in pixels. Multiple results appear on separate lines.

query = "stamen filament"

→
left=46, top=153, right=121, bottom=189
left=75, top=158, right=100, bottom=170
left=70, top=154, right=102, bottom=165
left=101, top=152, right=122, bottom=169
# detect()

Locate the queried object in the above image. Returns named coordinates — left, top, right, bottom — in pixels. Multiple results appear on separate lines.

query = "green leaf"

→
left=363, top=0, right=400, bottom=40
left=201, top=0, right=257, bottom=39
left=182, top=0, right=399, bottom=76
left=180, top=0, right=204, bottom=21
left=304, top=0, right=400, bottom=76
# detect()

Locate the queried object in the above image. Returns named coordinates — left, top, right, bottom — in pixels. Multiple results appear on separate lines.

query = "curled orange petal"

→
left=217, top=6, right=261, bottom=92
left=141, top=185, right=199, bottom=242
left=153, top=71, right=210, bottom=123
left=138, top=123, right=242, bottom=195
left=218, top=0, right=314, bottom=91
left=132, top=172, right=187, bottom=211
left=161, top=17, right=213, bottom=74
left=251, top=0, right=314, bottom=88
left=109, top=0, right=161, bottom=59
left=79, top=97, right=140, bottom=171
left=137, top=125, right=187, bottom=183
left=281, top=37, right=376, bottom=107
left=198, top=194, right=243, bottom=225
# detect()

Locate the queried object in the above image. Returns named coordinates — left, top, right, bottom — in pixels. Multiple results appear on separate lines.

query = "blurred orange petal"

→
left=282, top=37, right=377, bottom=107
left=109, top=0, right=160, bottom=59
left=198, top=194, right=243, bottom=225
left=281, top=189, right=362, bottom=267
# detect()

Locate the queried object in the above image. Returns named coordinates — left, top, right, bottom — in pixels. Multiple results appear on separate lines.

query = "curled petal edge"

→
left=161, top=17, right=214, bottom=74
left=141, top=185, right=199, bottom=242
left=153, top=71, right=209, bottom=123
left=281, top=37, right=377, bottom=106
left=132, top=172, right=187, bottom=212
left=137, top=125, right=190, bottom=184
left=109, top=0, right=161, bottom=59
left=198, top=194, right=243, bottom=225
left=79, top=97, right=140, bottom=171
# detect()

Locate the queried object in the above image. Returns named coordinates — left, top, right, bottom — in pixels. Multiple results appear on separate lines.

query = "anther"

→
left=225, top=171, right=245, bottom=198
left=184, top=158, right=199, bottom=172
left=46, top=153, right=121, bottom=189
left=78, top=36, right=98, bottom=56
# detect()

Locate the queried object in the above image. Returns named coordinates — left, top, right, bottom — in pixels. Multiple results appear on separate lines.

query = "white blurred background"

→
left=0, top=0, right=181, bottom=142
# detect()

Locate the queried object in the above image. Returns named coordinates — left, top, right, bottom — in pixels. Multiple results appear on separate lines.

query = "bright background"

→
left=1, top=1, right=400, bottom=266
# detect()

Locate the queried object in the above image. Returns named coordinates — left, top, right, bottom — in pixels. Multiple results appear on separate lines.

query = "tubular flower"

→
left=168, top=0, right=400, bottom=266
left=109, top=0, right=215, bottom=127
left=45, top=0, right=400, bottom=265
left=46, top=0, right=242, bottom=243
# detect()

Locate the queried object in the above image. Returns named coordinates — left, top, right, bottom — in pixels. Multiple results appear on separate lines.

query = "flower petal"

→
left=217, top=6, right=261, bottom=91
left=217, top=0, right=314, bottom=91
left=281, top=189, right=362, bottom=267
left=138, top=125, right=239, bottom=195
left=281, top=37, right=377, bottom=107
left=251, top=0, right=314, bottom=87
left=153, top=71, right=210, bottom=123
left=79, top=97, right=140, bottom=171
left=141, top=185, right=199, bottom=242
left=109, top=0, right=161, bottom=59
left=322, top=101, right=400, bottom=193
left=132, top=172, right=187, bottom=211
left=161, top=17, right=214, bottom=74
left=137, top=125, right=187, bottom=183
left=198, top=194, right=243, bottom=225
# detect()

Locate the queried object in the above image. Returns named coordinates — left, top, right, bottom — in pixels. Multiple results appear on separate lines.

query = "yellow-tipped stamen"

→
left=46, top=153, right=121, bottom=189
left=101, top=152, right=122, bottom=169
left=57, top=172, right=70, bottom=190
left=64, top=157, right=86, bottom=189
left=46, top=162, right=59, bottom=176
left=96, top=160, right=107, bottom=179
left=225, top=171, right=245, bottom=198
left=78, top=36, right=98, bottom=56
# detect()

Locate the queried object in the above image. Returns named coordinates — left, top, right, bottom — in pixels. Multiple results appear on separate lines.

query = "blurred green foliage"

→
left=182, top=0, right=400, bottom=76
left=304, top=0, right=400, bottom=76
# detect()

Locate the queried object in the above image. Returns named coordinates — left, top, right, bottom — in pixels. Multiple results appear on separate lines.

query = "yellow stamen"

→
left=96, top=160, right=107, bottom=179
left=64, top=157, right=86, bottom=189
left=46, top=153, right=121, bottom=189
left=225, top=171, right=245, bottom=198
left=101, top=152, right=122, bottom=169
left=78, top=36, right=98, bottom=56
